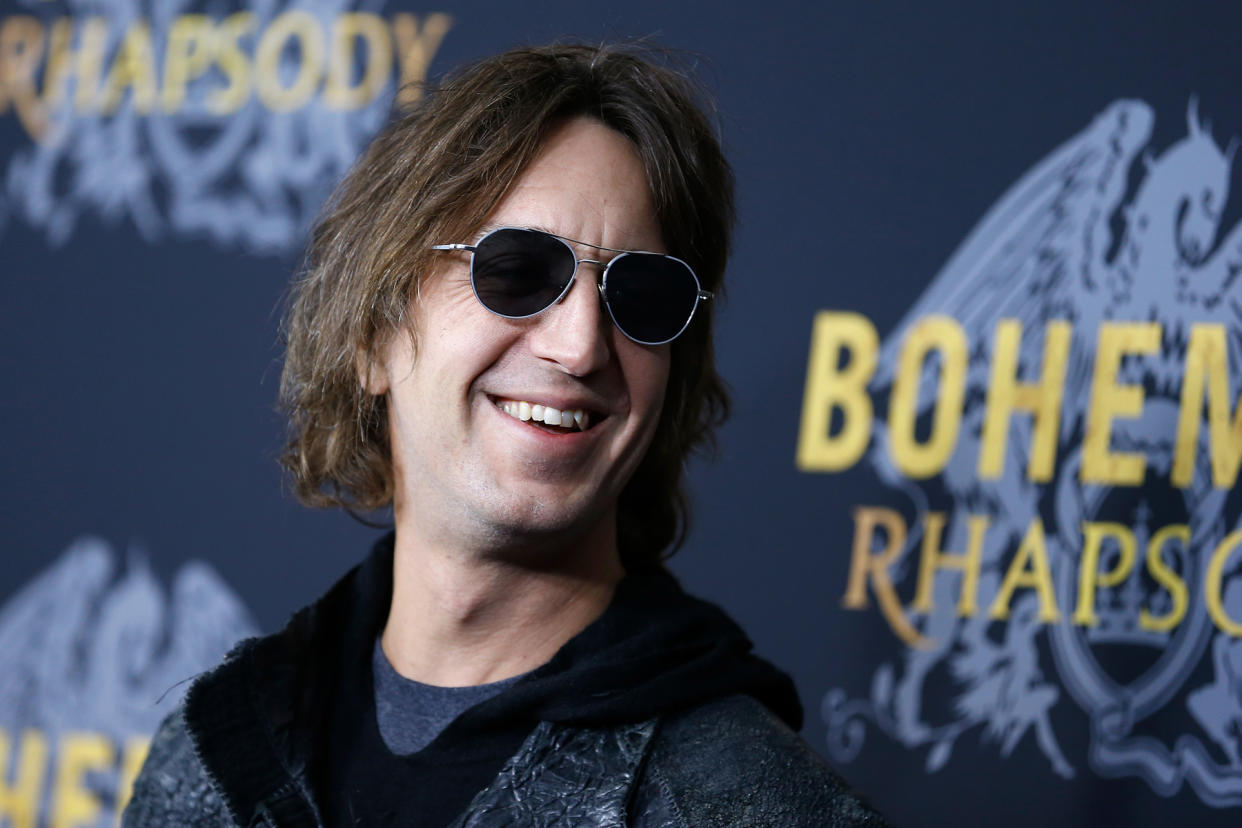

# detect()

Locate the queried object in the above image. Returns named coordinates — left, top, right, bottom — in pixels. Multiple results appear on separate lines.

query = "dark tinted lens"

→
left=603, top=254, right=700, bottom=344
left=472, top=229, right=575, bottom=318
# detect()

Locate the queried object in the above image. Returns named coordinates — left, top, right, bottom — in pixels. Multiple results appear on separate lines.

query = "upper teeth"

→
left=500, top=400, right=588, bottom=430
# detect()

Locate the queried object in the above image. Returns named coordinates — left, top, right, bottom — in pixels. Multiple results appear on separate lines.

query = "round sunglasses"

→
left=431, top=227, right=712, bottom=345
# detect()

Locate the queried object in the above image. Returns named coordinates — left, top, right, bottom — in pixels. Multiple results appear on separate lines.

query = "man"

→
left=125, top=43, right=887, bottom=827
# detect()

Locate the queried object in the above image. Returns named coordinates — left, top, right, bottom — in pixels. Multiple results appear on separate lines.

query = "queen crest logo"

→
left=798, top=99, right=1242, bottom=805
left=0, top=0, right=451, bottom=252
left=0, top=537, right=258, bottom=825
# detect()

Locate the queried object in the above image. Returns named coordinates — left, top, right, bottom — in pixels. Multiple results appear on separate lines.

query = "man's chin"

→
left=472, top=497, right=619, bottom=571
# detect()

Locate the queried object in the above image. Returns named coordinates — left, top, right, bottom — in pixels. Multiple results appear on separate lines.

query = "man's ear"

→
left=357, top=348, right=389, bottom=396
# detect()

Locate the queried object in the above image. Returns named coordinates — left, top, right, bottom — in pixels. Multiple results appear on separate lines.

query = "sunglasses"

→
left=431, top=227, right=711, bottom=345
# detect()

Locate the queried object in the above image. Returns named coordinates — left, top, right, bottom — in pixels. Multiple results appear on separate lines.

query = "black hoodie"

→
left=189, top=533, right=801, bottom=827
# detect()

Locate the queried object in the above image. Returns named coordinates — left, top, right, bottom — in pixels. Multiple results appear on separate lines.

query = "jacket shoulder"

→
left=635, top=695, right=889, bottom=828
left=122, top=706, right=236, bottom=828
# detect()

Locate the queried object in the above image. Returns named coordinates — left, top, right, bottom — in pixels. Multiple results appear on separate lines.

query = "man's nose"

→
left=526, top=262, right=611, bottom=376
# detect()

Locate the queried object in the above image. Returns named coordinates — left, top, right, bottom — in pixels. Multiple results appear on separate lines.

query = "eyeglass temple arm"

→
left=431, top=243, right=476, bottom=251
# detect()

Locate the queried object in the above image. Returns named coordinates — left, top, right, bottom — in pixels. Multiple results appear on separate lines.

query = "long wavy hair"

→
left=279, top=43, right=733, bottom=572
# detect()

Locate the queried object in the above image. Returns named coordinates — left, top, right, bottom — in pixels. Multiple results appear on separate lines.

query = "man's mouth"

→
left=495, top=398, right=596, bottom=432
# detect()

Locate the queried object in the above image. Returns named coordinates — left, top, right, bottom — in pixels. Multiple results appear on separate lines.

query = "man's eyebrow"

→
left=493, top=224, right=653, bottom=255
left=472, top=222, right=566, bottom=244
left=529, top=223, right=570, bottom=240
left=470, top=224, right=669, bottom=260
left=480, top=222, right=556, bottom=238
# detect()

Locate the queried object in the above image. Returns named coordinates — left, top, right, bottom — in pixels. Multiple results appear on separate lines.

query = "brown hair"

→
left=280, top=42, right=733, bottom=572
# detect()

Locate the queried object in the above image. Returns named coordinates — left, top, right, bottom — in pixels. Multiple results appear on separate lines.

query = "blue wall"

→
left=3, top=1, right=1241, bottom=824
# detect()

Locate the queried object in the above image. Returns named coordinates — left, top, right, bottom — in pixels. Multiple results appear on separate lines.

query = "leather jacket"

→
left=123, top=538, right=888, bottom=828
left=125, top=693, right=885, bottom=827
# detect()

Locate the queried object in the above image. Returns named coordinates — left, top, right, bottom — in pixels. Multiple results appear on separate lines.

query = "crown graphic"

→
left=1084, top=502, right=1178, bottom=648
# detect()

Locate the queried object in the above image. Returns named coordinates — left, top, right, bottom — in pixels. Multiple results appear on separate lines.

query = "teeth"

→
left=497, top=399, right=588, bottom=431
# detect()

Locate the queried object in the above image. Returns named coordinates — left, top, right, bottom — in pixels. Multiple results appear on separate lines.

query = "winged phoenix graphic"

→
left=0, top=537, right=258, bottom=823
left=822, top=99, right=1242, bottom=806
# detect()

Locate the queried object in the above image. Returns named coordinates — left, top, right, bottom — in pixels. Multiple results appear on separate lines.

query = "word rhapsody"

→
left=0, top=10, right=452, bottom=142
left=841, top=506, right=1242, bottom=647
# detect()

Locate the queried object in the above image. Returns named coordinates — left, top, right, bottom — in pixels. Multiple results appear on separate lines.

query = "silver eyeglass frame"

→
left=431, top=226, right=712, bottom=346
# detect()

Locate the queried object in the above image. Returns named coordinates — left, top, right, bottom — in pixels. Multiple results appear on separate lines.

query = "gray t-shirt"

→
left=371, top=637, right=523, bottom=755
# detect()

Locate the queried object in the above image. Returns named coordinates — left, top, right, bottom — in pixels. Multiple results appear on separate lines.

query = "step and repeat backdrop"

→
left=3, top=1, right=1241, bottom=825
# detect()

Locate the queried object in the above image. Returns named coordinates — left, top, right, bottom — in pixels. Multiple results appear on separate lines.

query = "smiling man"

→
left=124, top=44, right=886, bottom=827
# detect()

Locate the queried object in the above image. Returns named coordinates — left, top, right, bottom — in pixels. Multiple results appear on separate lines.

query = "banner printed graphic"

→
left=800, top=99, right=1242, bottom=805
left=0, top=537, right=258, bottom=826
left=0, top=0, right=451, bottom=252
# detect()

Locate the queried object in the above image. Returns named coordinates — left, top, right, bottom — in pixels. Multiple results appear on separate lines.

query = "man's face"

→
left=376, top=117, right=671, bottom=556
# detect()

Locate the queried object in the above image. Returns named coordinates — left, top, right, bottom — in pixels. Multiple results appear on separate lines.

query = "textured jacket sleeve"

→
left=122, top=707, right=237, bottom=828
left=631, top=696, right=890, bottom=828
